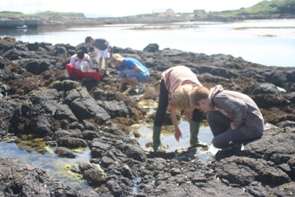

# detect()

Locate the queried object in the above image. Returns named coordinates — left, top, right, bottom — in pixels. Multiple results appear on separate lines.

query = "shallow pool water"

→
left=134, top=120, right=214, bottom=152
left=0, top=136, right=91, bottom=188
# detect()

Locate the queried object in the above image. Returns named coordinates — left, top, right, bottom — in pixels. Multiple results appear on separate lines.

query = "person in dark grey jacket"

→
left=189, top=85, right=264, bottom=149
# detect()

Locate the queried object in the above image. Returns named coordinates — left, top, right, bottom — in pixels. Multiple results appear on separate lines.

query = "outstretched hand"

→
left=174, top=129, right=182, bottom=142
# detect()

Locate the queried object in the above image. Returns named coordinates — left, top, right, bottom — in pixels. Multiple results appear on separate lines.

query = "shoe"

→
left=128, top=86, right=137, bottom=93
left=137, top=86, right=145, bottom=94
left=191, top=141, right=208, bottom=148
left=215, top=142, right=242, bottom=161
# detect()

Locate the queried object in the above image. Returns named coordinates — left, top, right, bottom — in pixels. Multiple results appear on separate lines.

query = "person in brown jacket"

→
left=189, top=85, right=264, bottom=149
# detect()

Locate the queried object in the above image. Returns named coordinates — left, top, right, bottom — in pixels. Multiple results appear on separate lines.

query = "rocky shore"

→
left=0, top=15, right=189, bottom=29
left=0, top=37, right=295, bottom=196
left=1, top=14, right=294, bottom=29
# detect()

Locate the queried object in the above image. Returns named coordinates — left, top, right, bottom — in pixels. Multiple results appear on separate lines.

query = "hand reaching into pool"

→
left=174, top=128, right=182, bottom=142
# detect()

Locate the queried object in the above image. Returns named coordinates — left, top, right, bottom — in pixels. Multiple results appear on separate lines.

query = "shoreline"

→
left=1, top=14, right=295, bottom=29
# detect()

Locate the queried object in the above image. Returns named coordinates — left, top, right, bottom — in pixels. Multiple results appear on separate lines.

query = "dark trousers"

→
left=207, top=110, right=259, bottom=148
left=154, top=80, right=203, bottom=127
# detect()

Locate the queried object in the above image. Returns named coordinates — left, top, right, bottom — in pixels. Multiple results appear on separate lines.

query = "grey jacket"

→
left=209, top=85, right=264, bottom=137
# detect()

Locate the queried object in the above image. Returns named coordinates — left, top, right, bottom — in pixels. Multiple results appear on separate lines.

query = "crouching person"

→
left=110, top=53, right=149, bottom=94
left=66, top=49, right=103, bottom=81
left=189, top=85, right=264, bottom=149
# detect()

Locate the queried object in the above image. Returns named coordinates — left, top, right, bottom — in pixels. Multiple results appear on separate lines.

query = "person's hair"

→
left=189, top=86, right=210, bottom=107
left=109, top=53, right=125, bottom=64
left=79, top=46, right=88, bottom=54
left=174, top=84, right=194, bottom=110
left=85, top=36, right=93, bottom=44
left=77, top=49, right=84, bottom=59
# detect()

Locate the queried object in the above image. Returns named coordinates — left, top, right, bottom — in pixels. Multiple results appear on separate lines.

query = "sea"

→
left=0, top=19, right=294, bottom=67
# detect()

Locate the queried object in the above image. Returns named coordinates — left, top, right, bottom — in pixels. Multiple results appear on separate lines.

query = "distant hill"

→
left=0, top=11, right=85, bottom=19
left=194, top=0, right=295, bottom=21
left=1, top=0, right=294, bottom=22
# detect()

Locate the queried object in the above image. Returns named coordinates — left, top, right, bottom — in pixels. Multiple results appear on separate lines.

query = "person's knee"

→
left=66, top=64, right=73, bottom=73
left=93, top=73, right=102, bottom=80
left=141, top=75, right=149, bottom=83
left=126, top=73, right=132, bottom=78
left=118, top=72, right=125, bottom=78
left=212, top=137, right=228, bottom=149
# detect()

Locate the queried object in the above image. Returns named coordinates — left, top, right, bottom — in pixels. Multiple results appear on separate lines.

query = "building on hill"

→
left=193, top=9, right=206, bottom=15
left=153, top=9, right=175, bottom=15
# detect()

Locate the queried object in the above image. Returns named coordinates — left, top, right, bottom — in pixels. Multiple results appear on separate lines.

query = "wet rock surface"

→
left=0, top=37, right=295, bottom=196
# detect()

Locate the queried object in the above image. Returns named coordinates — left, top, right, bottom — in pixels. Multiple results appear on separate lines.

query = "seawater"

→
left=0, top=19, right=294, bottom=67
left=0, top=137, right=91, bottom=189
left=134, top=120, right=213, bottom=153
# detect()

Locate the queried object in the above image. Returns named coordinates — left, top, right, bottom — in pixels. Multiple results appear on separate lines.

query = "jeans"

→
left=118, top=71, right=150, bottom=83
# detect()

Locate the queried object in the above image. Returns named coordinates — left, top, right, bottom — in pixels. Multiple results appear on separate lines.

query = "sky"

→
left=1, top=0, right=264, bottom=17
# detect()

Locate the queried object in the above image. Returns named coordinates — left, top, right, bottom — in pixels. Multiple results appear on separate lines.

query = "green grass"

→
left=1, top=0, right=294, bottom=20
left=195, top=0, right=295, bottom=19
left=0, top=11, right=85, bottom=19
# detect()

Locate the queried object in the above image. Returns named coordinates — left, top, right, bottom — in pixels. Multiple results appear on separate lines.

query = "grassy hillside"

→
left=243, top=0, right=295, bottom=14
left=1, top=0, right=294, bottom=21
left=0, top=11, right=85, bottom=19
left=195, top=0, right=295, bottom=19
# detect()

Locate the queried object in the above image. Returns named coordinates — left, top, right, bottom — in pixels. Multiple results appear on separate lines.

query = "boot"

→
left=153, top=126, right=162, bottom=152
left=189, top=120, right=207, bottom=147
left=69, top=72, right=77, bottom=80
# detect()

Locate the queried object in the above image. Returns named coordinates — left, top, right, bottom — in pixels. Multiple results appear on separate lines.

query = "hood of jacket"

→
left=209, top=85, right=224, bottom=106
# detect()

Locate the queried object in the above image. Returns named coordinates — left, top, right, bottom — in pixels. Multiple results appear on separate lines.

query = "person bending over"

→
left=85, top=36, right=111, bottom=75
left=189, top=85, right=264, bottom=149
left=109, top=53, right=149, bottom=94
left=66, top=49, right=102, bottom=81
left=153, top=65, right=207, bottom=152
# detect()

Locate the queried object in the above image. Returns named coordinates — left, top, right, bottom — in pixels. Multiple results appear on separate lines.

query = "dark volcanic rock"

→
left=0, top=157, right=97, bottom=197
left=1, top=36, right=295, bottom=196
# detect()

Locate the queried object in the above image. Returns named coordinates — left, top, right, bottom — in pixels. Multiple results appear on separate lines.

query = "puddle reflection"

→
left=131, top=119, right=217, bottom=162
left=0, top=136, right=91, bottom=189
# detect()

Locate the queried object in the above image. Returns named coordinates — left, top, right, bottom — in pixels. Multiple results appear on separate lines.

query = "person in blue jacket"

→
left=109, top=53, right=150, bottom=94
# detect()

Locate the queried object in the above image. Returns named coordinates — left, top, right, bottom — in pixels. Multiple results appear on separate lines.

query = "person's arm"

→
left=123, top=64, right=141, bottom=74
left=69, top=56, right=75, bottom=65
left=216, top=96, right=247, bottom=129
left=119, top=79, right=125, bottom=92
left=170, top=109, right=182, bottom=142
left=88, top=58, right=94, bottom=68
